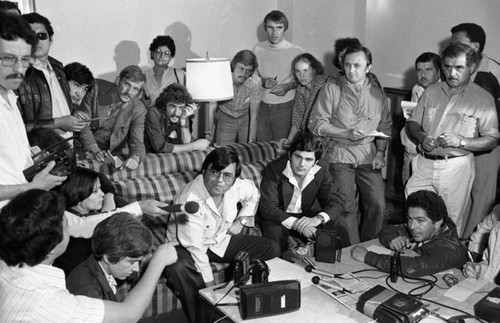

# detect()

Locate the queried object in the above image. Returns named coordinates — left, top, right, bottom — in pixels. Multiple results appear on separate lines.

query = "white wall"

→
left=36, top=0, right=500, bottom=88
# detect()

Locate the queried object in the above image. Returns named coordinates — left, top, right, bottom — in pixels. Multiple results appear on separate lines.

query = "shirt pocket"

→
left=455, top=113, right=478, bottom=138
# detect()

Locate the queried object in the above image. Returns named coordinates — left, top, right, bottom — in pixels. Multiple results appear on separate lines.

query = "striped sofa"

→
left=79, top=141, right=278, bottom=317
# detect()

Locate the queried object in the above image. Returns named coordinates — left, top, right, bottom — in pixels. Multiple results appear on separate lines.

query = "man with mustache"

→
left=309, top=45, right=391, bottom=245
left=351, top=190, right=468, bottom=277
left=450, top=23, right=500, bottom=238
left=77, top=65, right=147, bottom=170
left=0, top=13, right=66, bottom=208
left=145, top=83, right=210, bottom=153
left=214, top=50, right=261, bottom=145
left=405, top=43, right=499, bottom=236
left=401, top=52, right=442, bottom=184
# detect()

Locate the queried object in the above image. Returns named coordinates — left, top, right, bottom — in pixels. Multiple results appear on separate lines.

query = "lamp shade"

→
left=186, top=58, right=234, bottom=101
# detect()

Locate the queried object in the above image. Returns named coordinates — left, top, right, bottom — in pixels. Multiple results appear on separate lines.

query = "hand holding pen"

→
left=463, top=250, right=482, bottom=280
left=389, top=236, right=416, bottom=252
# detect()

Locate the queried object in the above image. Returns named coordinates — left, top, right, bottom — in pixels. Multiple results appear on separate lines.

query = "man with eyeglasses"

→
left=18, top=13, right=88, bottom=140
left=163, top=147, right=280, bottom=323
left=213, top=50, right=261, bottom=145
left=145, top=83, right=210, bottom=153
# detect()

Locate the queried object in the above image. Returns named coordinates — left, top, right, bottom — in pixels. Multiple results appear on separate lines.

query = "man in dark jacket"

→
left=351, top=190, right=468, bottom=277
left=258, top=133, right=349, bottom=254
left=18, top=13, right=88, bottom=134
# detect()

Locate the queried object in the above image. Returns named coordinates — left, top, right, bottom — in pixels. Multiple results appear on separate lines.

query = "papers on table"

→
left=444, top=278, right=489, bottom=302
left=266, top=257, right=315, bottom=288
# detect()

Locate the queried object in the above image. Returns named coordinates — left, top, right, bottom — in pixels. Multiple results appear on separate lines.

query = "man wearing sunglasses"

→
left=145, top=83, right=210, bottom=153
left=18, top=13, right=88, bottom=140
left=163, top=147, right=279, bottom=323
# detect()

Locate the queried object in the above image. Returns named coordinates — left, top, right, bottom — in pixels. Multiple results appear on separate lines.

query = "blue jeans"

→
left=214, top=109, right=249, bottom=145
left=257, top=100, right=293, bottom=142
left=329, top=163, right=386, bottom=244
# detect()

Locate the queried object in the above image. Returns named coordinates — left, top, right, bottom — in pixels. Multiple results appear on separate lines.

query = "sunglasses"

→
left=36, top=32, right=49, bottom=40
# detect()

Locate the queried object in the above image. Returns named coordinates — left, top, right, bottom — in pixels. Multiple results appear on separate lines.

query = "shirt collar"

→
left=282, top=160, right=321, bottom=188
left=98, top=261, right=117, bottom=294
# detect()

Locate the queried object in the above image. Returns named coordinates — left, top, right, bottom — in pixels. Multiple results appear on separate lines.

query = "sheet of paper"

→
left=444, top=278, right=489, bottom=302
left=363, top=130, right=389, bottom=138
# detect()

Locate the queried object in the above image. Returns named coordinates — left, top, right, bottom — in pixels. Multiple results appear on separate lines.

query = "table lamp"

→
left=186, top=54, right=234, bottom=139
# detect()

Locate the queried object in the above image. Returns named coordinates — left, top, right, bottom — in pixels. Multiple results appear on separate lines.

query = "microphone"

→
left=305, top=265, right=336, bottom=279
left=311, top=276, right=346, bottom=292
left=292, top=246, right=317, bottom=269
left=390, top=251, right=401, bottom=283
left=160, top=201, right=199, bottom=214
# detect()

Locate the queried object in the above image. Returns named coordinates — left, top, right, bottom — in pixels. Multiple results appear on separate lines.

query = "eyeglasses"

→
left=154, top=50, right=172, bottom=57
left=235, top=66, right=253, bottom=75
left=0, top=55, right=35, bottom=68
left=36, top=32, right=49, bottom=40
left=206, top=168, right=235, bottom=182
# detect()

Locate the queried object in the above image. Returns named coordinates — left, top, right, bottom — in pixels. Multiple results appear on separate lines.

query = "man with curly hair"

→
left=145, top=83, right=210, bottom=153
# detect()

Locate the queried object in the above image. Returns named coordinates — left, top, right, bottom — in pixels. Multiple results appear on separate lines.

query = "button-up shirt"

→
left=309, top=76, right=392, bottom=164
left=217, top=76, right=261, bottom=119
left=166, top=174, right=259, bottom=282
left=0, top=261, right=104, bottom=323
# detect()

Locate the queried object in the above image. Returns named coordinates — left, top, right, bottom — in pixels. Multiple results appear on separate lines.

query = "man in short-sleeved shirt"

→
left=406, top=43, right=499, bottom=235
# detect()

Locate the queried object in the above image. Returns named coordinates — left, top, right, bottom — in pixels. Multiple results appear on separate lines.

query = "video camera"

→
left=233, top=251, right=269, bottom=287
left=23, top=136, right=76, bottom=181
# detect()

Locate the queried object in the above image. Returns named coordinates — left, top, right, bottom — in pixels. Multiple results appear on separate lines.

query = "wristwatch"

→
left=459, top=137, right=466, bottom=148
left=316, top=215, right=325, bottom=225
left=239, top=218, right=248, bottom=226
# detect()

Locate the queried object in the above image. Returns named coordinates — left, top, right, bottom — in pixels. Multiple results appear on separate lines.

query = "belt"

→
left=421, top=152, right=463, bottom=160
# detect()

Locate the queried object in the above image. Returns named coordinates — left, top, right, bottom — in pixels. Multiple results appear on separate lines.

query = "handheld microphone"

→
left=305, top=265, right=336, bottom=279
left=160, top=201, right=199, bottom=214
left=311, top=276, right=346, bottom=292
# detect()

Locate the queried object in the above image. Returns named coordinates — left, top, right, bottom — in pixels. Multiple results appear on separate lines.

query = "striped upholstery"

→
left=81, top=142, right=278, bottom=317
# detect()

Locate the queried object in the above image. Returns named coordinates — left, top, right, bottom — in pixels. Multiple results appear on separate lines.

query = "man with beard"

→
left=351, top=190, right=468, bottom=277
left=214, top=50, right=261, bottom=145
left=77, top=65, right=147, bottom=170
left=405, top=43, right=499, bottom=235
left=145, top=83, right=210, bottom=153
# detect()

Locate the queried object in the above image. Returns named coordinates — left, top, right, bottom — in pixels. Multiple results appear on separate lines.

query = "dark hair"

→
left=451, top=23, right=486, bottom=53
left=202, top=147, right=242, bottom=178
left=0, top=1, right=21, bottom=16
left=22, top=12, right=54, bottom=38
left=0, top=189, right=66, bottom=267
left=292, top=53, right=325, bottom=79
left=119, top=65, right=146, bottom=83
left=344, top=45, right=372, bottom=66
left=0, top=12, right=37, bottom=52
left=58, top=167, right=101, bottom=208
left=333, top=38, right=362, bottom=69
left=442, top=43, right=477, bottom=67
left=415, top=52, right=443, bottom=79
left=149, top=35, right=176, bottom=59
left=405, top=190, right=455, bottom=229
left=264, top=10, right=288, bottom=31
left=156, top=83, right=192, bottom=109
left=289, top=133, right=323, bottom=161
left=64, top=62, right=94, bottom=87
left=92, top=213, right=153, bottom=263
left=230, top=50, right=258, bottom=74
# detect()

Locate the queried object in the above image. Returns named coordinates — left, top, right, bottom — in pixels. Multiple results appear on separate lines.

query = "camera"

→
left=23, top=137, right=76, bottom=181
left=251, top=259, right=269, bottom=284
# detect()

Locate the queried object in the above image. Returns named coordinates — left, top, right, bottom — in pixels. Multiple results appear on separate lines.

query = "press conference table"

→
left=198, top=239, right=496, bottom=323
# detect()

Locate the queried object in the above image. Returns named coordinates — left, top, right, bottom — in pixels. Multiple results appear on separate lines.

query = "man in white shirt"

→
left=0, top=188, right=177, bottom=323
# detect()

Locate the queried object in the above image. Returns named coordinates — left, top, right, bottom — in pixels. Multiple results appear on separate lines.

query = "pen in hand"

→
left=466, top=250, right=481, bottom=280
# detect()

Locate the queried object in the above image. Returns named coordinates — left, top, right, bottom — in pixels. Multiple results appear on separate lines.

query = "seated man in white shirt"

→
left=163, top=147, right=280, bottom=323
left=0, top=189, right=177, bottom=323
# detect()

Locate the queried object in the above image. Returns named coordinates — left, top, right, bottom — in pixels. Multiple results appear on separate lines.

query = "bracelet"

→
left=133, top=153, right=141, bottom=162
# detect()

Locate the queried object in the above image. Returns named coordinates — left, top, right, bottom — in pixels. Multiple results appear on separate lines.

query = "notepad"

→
left=444, top=278, right=489, bottom=302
